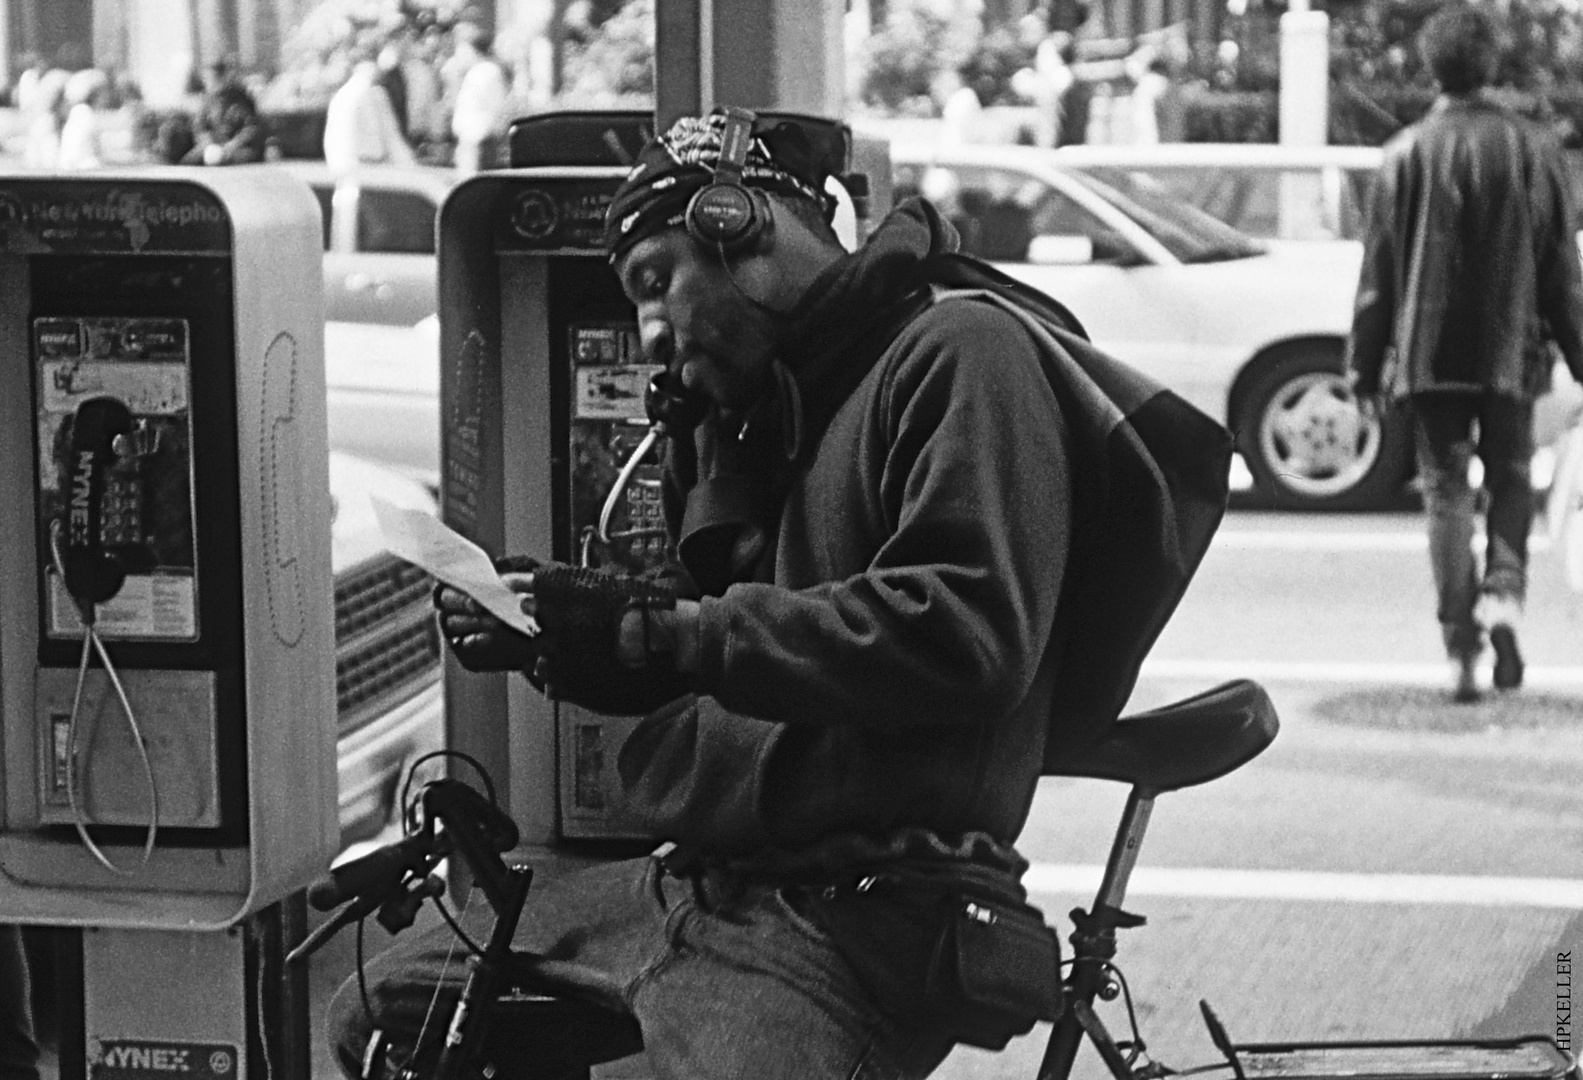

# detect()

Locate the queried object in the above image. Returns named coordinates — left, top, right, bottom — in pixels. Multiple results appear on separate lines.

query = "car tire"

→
left=1236, top=345, right=1412, bottom=511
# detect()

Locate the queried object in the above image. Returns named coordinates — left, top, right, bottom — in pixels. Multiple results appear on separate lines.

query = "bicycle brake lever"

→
left=1198, top=1000, right=1247, bottom=1080
left=307, top=831, right=438, bottom=912
left=377, top=874, right=445, bottom=935
left=287, top=895, right=374, bottom=966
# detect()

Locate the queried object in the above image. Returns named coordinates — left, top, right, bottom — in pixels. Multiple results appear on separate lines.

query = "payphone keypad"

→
left=33, top=315, right=198, bottom=640
left=566, top=324, right=669, bottom=574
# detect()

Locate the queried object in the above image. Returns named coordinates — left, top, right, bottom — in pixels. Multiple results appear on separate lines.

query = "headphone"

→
left=685, top=107, right=772, bottom=253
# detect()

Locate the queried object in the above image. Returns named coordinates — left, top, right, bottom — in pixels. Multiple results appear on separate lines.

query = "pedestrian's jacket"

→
left=612, top=199, right=1230, bottom=878
left=1347, top=92, right=1583, bottom=401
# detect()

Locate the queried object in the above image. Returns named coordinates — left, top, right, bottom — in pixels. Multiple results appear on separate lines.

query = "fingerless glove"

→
left=531, top=563, right=693, bottom=715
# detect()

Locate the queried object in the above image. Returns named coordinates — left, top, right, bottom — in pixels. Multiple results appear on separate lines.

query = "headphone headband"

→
left=715, top=107, right=756, bottom=184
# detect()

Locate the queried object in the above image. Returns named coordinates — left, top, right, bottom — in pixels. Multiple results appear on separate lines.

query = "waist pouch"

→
left=791, top=874, right=1063, bottom=1050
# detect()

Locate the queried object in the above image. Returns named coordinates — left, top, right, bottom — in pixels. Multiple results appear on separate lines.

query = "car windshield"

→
left=1069, top=166, right=1267, bottom=263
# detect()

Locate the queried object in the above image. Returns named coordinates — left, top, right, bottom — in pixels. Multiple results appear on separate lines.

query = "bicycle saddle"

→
left=1046, top=679, right=1278, bottom=792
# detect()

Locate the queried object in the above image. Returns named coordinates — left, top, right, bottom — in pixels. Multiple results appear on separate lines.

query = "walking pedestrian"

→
left=322, top=48, right=415, bottom=174
left=447, top=22, right=509, bottom=174
left=56, top=68, right=110, bottom=170
left=1345, top=3, right=1583, bottom=702
left=20, top=65, right=68, bottom=169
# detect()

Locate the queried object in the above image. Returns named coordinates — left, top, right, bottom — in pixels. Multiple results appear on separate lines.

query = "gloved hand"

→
left=530, top=563, right=694, bottom=715
left=434, top=554, right=543, bottom=678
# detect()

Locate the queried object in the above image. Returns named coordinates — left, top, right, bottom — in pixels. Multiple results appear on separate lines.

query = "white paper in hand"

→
left=369, top=496, right=539, bottom=636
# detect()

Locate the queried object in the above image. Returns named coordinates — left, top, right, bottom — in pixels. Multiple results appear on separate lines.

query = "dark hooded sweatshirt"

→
left=615, top=202, right=1071, bottom=874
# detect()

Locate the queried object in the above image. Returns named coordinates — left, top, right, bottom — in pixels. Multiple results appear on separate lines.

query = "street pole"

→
left=1277, top=0, right=1330, bottom=237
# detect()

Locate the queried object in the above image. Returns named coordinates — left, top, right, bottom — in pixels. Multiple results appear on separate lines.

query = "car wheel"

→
left=1237, top=346, right=1412, bottom=511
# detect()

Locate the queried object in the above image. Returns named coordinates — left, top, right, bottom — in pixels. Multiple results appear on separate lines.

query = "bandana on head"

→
left=603, top=109, right=836, bottom=264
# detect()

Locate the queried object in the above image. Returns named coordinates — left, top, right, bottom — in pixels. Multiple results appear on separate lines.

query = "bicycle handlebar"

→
left=308, top=832, right=438, bottom=912
left=288, top=778, right=521, bottom=966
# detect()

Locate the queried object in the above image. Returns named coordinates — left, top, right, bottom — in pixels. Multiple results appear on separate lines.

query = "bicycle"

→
left=290, top=680, right=1581, bottom=1080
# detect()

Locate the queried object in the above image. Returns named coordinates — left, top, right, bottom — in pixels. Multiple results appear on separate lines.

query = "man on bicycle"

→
left=327, top=107, right=1228, bottom=1080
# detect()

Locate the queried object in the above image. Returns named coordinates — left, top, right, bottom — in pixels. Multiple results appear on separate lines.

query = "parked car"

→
left=326, top=316, right=441, bottom=491
left=1050, top=142, right=1383, bottom=241
left=327, top=450, right=444, bottom=843
left=276, top=161, right=457, bottom=326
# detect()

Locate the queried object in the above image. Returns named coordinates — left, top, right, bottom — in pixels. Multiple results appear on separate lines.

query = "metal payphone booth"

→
left=438, top=111, right=864, bottom=850
left=0, top=171, right=336, bottom=1077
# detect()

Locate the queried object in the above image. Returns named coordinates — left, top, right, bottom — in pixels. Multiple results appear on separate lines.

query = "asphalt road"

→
left=296, top=508, right=1583, bottom=1080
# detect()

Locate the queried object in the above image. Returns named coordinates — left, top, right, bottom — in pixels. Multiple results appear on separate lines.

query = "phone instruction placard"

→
left=34, top=316, right=199, bottom=641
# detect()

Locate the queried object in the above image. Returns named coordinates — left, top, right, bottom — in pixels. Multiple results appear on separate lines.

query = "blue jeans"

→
left=325, top=856, right=956, bottom=1080
left=1411, top=392, right=1534, bottom=658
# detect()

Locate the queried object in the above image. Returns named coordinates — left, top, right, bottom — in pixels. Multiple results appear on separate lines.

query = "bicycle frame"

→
left=1040, top=785, right=1158, bottom=1080
left=430, top=863, right=532, bottom=1080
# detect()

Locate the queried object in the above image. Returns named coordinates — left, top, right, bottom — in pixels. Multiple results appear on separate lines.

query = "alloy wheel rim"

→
left=1257, top=371, right=1381, bottom=498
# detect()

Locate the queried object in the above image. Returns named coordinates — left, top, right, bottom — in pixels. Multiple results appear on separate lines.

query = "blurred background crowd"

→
left=2, top=0, right=1582, bottom=175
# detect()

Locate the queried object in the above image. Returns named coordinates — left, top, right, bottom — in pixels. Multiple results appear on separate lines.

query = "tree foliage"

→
left=854, top=0, right=984, bottom=114
left=556, top=0, right=653, bottom=105
left=268, top=0, right=473, bottom=108
left=271, top=0, right=655, bottom=111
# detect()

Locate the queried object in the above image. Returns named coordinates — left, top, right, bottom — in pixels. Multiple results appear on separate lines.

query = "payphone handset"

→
left=58, top=394, right=135, bottom=614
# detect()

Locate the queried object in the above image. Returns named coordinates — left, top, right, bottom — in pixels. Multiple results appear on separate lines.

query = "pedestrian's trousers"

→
left=1410, top=391, right=1534, bottom=658
left=325, top=855, right=955, bottom=1080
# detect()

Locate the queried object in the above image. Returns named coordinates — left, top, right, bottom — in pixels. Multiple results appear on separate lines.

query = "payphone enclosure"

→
left=0, top=169, right=337, bottom=930
left=439, top=164, right=655, bottom=850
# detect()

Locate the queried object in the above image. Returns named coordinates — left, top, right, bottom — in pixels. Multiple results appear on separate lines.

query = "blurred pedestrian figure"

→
left=935, top=65, right=985, bottom=147
left=377, top=40, right=410, bottom=140
left=1345, top=3, right=1583, bottom=703
left=156, top=117, right=197, bottom=165
left=186, top=59, right=267, bottom=165
left=1036, top=32, right=1090, bottom=146
left=57, top=68, right=110, bottom=169
left=403, top=26, right=448, bottom=157
left=115, top=79, right=161, bottom=165
left=448, top=23, right=509, bottom=174
left=149, top=68, right=202, bottom=164
left=21, top=68, right=68, bottom=168
left=12, top=53, right=47, bottom=114
left=0, top=926, right=40, bottom=1080
left=1125, top=50, right=1170, bottom=145
left=1036, top=0, right=1092, bottom=147
left=322, top=48, right=416, bottom=174
left=437, top=22, right=474, bottom=111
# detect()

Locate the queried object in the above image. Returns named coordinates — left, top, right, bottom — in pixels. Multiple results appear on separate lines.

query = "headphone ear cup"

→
left=686, top=183, right=772, bottom=251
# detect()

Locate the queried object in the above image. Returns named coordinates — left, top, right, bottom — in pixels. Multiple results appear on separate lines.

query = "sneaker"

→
left=1450, top=654, right=1480, bottom=704
left=1476, top=594, right=1525, bottom=691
